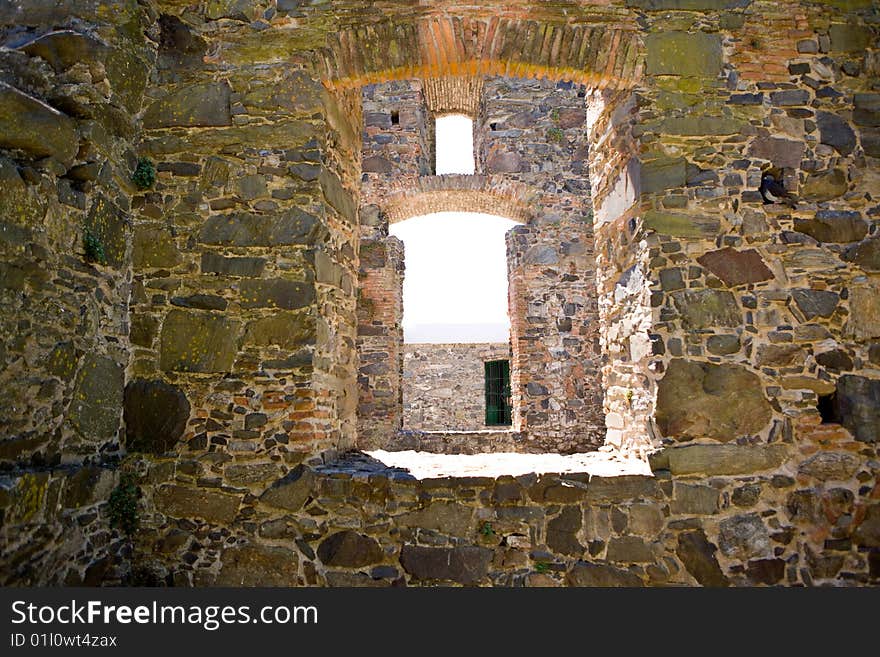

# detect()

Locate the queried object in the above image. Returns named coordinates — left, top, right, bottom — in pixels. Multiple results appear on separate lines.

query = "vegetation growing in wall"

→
left=547, top=127, right=564, bottom=143
left=107, top=473, right=140, bottom=536
left=132, top=157, right=156, bottom=190
left=83, top=229, right=107, bottom=265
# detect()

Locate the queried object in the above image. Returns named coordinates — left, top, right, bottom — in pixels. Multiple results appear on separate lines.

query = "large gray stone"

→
left=670, top=483, right=719, bottom=515
left=547, top=506, right=584, bottom=556
left=133, top=225, right=181, bottom=269
left=396, top=502, right=474, bottom=536
left=199, top=210, right=320, bottom=246
left=243, top=312, right=315, bottom=350
left=317, top=531, right=384, bottom=567
left=797, top=452, right=861, bottom=481
left=142, top=82, right=232, bottom=128
left=794, top=211, right=867, bottom=243
left=645, top=31, right=722, bottom=77
left=124, top=378, right=190, bottom=454
left=239, top=279, right=315, bottom=310
left=676, top=530, right=728, bottom=587
left=802, top=168, right=847, bottom=202
left=159, top=310, right=240, bottom=373
left=399, top=545, right=492, bottom=585
left=835, top=375, right=880, bottom=442
left=606, top=536, right=654, bottom=563
left=697, top=247, right=773, bottom=287
left=259, top=465, right=315, bottom=511
left=854, top=93, right=880, bottom=127
left=817, top=111, right=856, bottom=156
left=0, top=81, right=77, bottom=165
left=201, top=252, right=266, bottom=277
left=565, top=561, right=643, bottom=587
left=718, top=513, right=770, bottom=560
left=216, top=545, right=299, bottom=586
left=656, top=360, right=772, bottom=442
left=67, top=355, right=124, bottom=443
left=84, top=194, right=127, bottom=269
left=628, top=0, right=751, bottom=11
left=641, top=157, right=686, bottom=194
left=666, top=443, right=789, bottom=476
left=843, top=235, right=880, bottom=272
left=672, top=289, right=740, bottom=329
left=791, top=289, right=839, bottom=320
left=644, top=210, right=720, bottom=237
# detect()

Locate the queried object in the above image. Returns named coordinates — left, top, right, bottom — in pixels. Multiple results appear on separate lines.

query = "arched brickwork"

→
left=380, top=175, right=536, bottom=225
left=318, top=18, right=643, bottom=91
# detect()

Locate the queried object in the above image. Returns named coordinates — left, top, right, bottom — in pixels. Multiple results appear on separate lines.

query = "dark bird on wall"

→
left=759, top=173, right=797, bottom=209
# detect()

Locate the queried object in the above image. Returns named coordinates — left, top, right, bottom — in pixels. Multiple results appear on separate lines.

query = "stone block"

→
left=817, top=111, right=856, bottom=156
left=794, top=211, right=867, bottom=243
left=645, top=32, right=722, bottom=77
left=0, top=81, right=77, bottom=165
left=565, top=561, right=643, bottom=587
left=133, top=225, right=181, bottom=269
left=666, top=443, right=789, bottom=476
left=547, top=506, right=584, bottom=556
left=199, top=210, right=320, bottom=246
left=142, top=82, right=232, bottom=128
left=644, top=210, right=720, bottom=237
left=676, top=530, right=728, bottom=587
left=718, top=513, right=770, bottom=560
left=67, top=354, right=124, bottom=443
left=670, top=483, right=719, bottom=515
left=239, top=279, right=315, bottom=310
left=154, top=484, right=240, bottom=524
left=671, top=289, right=740, bottom=329
left=260, top=466, right=316, bottom=512
left=124, top=378, right=190, bottom=454
left=797, top=452, right=860, bottom=481
left=399, top=545, right=492, bottom=585
left=159, top=310, right=240, bottom=373
left=317, top=531, right=384, bottom=567
left=846, top=285, right=880, bottom=340
left=216, top=545, right=299, bottom=586
left=697, top=247, right=773, bottom=287
left=835, top=375, right=880, bottom=442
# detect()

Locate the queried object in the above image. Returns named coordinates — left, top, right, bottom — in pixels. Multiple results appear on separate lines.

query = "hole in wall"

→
left=435, top=114, right=475, bottom=175
left=817, top=392, right=841, bottom=424
left=391, top=110, right=400, bottom=125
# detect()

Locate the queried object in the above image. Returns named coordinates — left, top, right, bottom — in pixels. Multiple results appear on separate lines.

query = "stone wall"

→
left=126, top=436, right=878, bottom=586
left=1, top=0, right=879, bottom=588
left=402, top=343, right=511, bottom=431
left=0, top=0, right=153, bottom=585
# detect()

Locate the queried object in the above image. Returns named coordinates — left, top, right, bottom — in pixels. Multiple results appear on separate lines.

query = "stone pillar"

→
left=132, top=19, right=361, bottom=462
left=356, top=235, right=405, bottom=449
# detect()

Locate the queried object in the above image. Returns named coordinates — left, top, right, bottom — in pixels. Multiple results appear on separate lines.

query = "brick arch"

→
left=378, top=175, right=536, bottom=225
left=318, top=17, right=643, bottom=91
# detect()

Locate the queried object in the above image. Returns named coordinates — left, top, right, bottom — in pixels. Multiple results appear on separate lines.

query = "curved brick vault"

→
left=378, top=175, right=536, bottom=225
left=318, top=17, right=643, bottom=91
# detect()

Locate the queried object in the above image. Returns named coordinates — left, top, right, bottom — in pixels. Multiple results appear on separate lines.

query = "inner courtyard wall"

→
left=402, top=342, right=511, bottom=431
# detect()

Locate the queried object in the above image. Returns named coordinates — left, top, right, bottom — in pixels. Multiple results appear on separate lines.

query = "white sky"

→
left=390, top=212, right=519, bottom=343
left=387, top=114, right=517, bottom=344
left=435, top=114, right=475, bottom=175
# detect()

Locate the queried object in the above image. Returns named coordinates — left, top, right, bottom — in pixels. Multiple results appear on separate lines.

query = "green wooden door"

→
left=485, top=360, right=512, bottom=426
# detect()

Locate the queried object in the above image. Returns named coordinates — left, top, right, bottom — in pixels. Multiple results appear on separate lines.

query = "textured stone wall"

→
left=0, top=0, right=153, bottom=584
left=402, top=343, right=510, bottom=431
left=2, top=0, right=879, bottom=588
left=126, top=437, right=878, bottom=586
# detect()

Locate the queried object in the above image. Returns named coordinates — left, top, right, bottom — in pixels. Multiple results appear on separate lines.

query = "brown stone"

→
left=672, top=289, right=740, bottom=329
left=260, top=465, right=315, bottom=512
left=154, top=484, right=240, bottom=524
left=317, top=531, right=384, bottom=567
left=565, top=561, right=643, bottom=587
left=216, top=545, right=299, bottom=586
left=676, top=530, right=728, bottom=587
left=124, top=378, right=190, bottom=454
left=656, top=360, right=772, bottom=442
left=797, top=452, right=861, bottom=481
left=747, top=135, right=805, bottom=170
left=666, top=444, right=789, bottom=476
left=697, top=247, right=773, bottom=287
left=399, top=545, right=492, bottom=585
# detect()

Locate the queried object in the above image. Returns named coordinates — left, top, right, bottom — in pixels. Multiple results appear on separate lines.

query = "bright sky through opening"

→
left=435, top=114, right=475, bottom=175
left=390, top=213, right=519, bottom=343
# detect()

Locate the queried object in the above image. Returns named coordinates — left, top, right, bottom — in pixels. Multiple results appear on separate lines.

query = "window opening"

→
left=435, top=114, right=475, bottom=175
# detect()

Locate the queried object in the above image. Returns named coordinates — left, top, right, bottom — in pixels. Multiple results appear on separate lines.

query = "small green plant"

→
left=83, top=229, right=107, bottom=265
left=480, top=521, right=496, bottom=537
left=534, top=561, right=551, bottom=574
left=107, top=473, right=140, bottom=536
left=626, top=388, right=634, bottom=405
left=132, top=157, right=156, bottom=190
left=547, top=127, right=564, bottom=143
